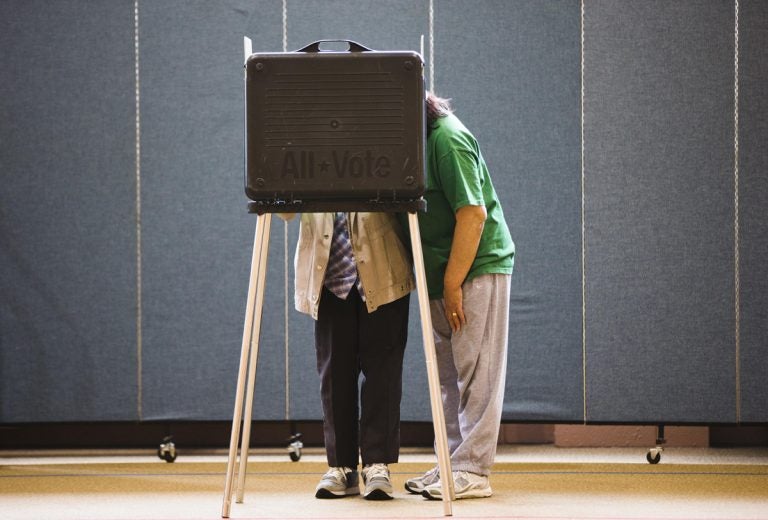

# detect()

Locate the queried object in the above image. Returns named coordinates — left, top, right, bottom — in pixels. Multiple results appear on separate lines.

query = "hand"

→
left=442, top=205, right=485, bottom=334
left=443, top=284, right=465, bottom=333
left=276, top=212, right=297, bottom=222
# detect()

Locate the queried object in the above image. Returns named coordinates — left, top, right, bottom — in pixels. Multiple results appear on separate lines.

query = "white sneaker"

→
left=404, top=466, right=439, bottom=494
left=361, top=463, right=393, bottom=500
left=315, top=467, right=359, bottom=498
left=422, top=470, right=492, bottom=500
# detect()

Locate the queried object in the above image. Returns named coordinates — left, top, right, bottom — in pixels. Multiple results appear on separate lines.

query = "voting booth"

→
left=221, top=39, right=454, bottom=517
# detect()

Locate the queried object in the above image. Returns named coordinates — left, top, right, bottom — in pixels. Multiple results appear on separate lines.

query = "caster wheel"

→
left=646, top=448, right=661, bottom=464
left=287, top=433, right=303, bottom=462
left=158, top=436, right=177, bottom=463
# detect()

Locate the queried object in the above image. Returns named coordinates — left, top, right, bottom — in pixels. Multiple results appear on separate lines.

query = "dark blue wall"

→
left=1, top=0, right=137, bottom=421
left=1, top=0, right=766, bottom=425
left=583, top=0, right=737, bottom=423
left=739, top=0, right=768, bottom=423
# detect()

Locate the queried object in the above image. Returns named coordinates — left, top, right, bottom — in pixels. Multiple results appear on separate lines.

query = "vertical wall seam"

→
left=134, top=0, right=143, bottom=421
left=283, top=0, right=290, bottom=422
left=428, top=0, right=434, bottom=92
left=580, top=0, right=587, bottom=424
left=733, top=0, right=741, bottom=424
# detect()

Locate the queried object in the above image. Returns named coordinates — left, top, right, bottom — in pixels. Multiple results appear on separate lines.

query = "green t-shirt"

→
left=418, top=113, right=515, bottom=299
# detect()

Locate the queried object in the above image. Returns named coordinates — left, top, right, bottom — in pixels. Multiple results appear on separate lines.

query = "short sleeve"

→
left=436, top=148, right=485, bottom=212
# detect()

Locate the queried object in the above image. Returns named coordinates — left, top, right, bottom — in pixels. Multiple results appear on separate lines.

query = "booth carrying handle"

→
left=296, top=39, right=373, bottom=53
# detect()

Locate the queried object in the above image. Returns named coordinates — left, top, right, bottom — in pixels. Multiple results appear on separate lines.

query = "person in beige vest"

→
left=281, top=211, right=414, bottom=500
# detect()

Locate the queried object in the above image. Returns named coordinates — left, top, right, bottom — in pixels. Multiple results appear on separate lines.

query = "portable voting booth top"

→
left=244, top=39, right=426, bottom=213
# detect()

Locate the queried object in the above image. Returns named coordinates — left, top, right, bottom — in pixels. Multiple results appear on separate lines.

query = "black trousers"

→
left=315, top=286, right=410, bottom=468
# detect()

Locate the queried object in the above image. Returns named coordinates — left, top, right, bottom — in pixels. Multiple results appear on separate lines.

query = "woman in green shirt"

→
left=405, top=92, right=515, bottom=500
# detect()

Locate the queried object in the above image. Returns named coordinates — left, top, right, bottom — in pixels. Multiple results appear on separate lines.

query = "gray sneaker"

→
left=315, top=467, right=359, bottom=498
left=422, top=470, right=492, bottom=500
left=404, top=466, right=439, bottom=494
left=361, top=463, right=393, bottom=500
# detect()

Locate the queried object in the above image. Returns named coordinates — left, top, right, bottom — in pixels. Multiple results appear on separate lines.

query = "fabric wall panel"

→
left=140, top=0, right=286, bottom=420
left=738, top=0, right=768, bottom=423
left=2, top=0, right=765, bottom=428
left=583, top=1, right=737, bottom=423
left=280, top=0, right=432, bottom=421
left=0, top=1, right=137, bottom=421
left=437, top=1, right=583, bottom=421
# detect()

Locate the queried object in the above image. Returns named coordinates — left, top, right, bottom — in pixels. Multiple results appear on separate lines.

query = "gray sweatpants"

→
left=429, top=273, right=511, bottom=476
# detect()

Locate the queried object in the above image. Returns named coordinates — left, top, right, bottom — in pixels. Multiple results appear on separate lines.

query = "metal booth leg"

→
left=235, top=214, right=272, bottom=501
left=408, top=212, right=454, bottom=515
left=222, top=213, right=271, bottom=518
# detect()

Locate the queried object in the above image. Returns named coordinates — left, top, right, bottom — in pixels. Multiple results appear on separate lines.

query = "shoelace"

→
left=324, top=467, right=352, bottom=482
left=423, top=466, right=439, bottom=481
left=364, top=463, right=389, bottom=481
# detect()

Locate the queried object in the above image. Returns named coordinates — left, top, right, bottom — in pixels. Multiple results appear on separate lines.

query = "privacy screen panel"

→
left=2, top=0, right=767, bottom=428
left=139, top=0, right=286, bottom=420
left=738, top=0, right=768, bottom=424
left=437, top=1, right=584, bottom=421
left=0, top=0, right=138, bottom=422
left=582, top=1, right=737, bottom=423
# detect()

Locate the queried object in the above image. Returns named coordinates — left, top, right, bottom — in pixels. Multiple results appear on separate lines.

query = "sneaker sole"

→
left=421, top=488, right=492, bottom=500
left=363, top=488, right=393, bottom=500
left=404, top=483, right=423, bottom=494
left=315, top=487, right=360, bottom=499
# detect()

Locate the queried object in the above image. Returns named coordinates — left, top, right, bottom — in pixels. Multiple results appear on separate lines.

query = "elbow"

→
left=456, top=204, right=487, bottom=225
